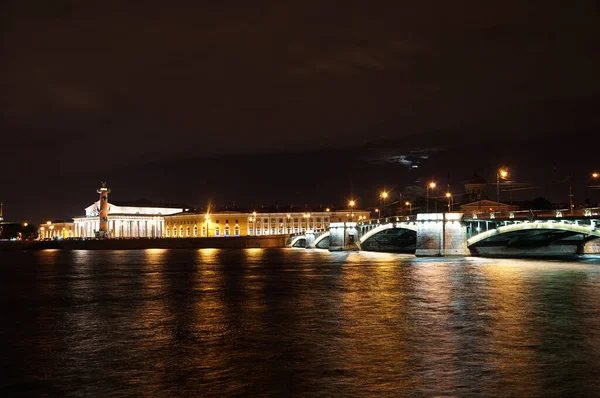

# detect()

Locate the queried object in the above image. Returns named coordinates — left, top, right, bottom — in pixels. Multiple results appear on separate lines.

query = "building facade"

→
left=73, top=200, right=189, bottom=238
left=39, top=221, right=75, bottom=239
left=163, top=209, right=370, bottom=238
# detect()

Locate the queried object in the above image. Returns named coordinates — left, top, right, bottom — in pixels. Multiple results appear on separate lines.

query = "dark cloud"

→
left=1, top=0, right=599, bottom=220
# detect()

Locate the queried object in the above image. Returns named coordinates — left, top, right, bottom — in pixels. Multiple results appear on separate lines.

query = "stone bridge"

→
left=286, top=208, right=600, bottom=257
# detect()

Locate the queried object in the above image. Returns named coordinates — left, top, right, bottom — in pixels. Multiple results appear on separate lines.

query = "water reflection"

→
left=0, top=250, right=599, bottom=396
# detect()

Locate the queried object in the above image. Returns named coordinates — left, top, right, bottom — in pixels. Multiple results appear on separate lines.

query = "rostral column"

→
left=97, top=181, right=111, bottom=238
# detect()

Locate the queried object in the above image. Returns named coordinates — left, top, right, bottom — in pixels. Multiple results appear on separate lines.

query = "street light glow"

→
left=446, top=192, right=452, bottom=198
left=380, top=191, right=388, bottom=199
left=349, top=200, right=355, bottom=207
left=593, top=172, right=599, bottom=179
left=429, top=182, right=436, bottom=189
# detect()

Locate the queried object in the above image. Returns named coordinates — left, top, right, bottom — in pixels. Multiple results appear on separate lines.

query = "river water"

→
left=1, top=249, right=599, bottom=397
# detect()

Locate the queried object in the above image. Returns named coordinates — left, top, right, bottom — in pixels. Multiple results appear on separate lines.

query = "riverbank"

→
left=0, top=236, right=288, bottom=251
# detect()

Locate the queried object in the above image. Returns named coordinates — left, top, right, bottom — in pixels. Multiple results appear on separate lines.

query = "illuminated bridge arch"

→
left=359, top=222, right=417, bottom=244
left=313, top=231, right=330, bottom=249
left=467, top=221, right=600, bottom=248
left=359, top=222, right=418, bottom=253
left=288, top=235, right=307, bottom=248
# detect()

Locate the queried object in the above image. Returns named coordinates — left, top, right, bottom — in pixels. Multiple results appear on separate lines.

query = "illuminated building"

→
left=163, top=207, right=370, bottom=238
left=39, top=220, right=75, bottom=239
left=72, top=186, right=190, bottom=238
left=42, top=183, right=370, bottom=239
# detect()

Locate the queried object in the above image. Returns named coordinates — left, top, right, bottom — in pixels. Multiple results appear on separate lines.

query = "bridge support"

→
left=579, top=238, right=600, bottom=254
left=415, top=213, right=470, bottom=257
left=304, top=231, right=317, bottom=248
left=328, top=222, right=359, bottom=251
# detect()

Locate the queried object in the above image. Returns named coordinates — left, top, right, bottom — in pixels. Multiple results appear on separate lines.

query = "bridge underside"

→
left=469, top=229, right=595, bottom=257
left=361, top=228, right=417, bottom=253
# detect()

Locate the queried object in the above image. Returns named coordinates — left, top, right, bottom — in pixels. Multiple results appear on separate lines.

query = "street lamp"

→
left=426, top=182, right=436, bottom=212
left=496, top=168, right=508, bottom=214
left=446, top=192, right=453, bottom=212
left=405, top=201, right=412, bottom=216
left=380, top=191, right=388, bottom=218
left=348, top=200, right=355, bottom=221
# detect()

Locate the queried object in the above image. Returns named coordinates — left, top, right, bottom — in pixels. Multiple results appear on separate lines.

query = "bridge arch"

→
left=288, top=235, right=307, bottom=248
left=359, top=222, right=417, bottom=244
left=359, top=222, right=418, bottom=253
left=467, top=221, right=600, bottom=248
left=313, top=231, right=330, bottom=249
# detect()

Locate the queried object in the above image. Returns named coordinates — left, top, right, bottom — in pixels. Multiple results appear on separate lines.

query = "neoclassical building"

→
left=163, top=208, right=370, bottom=238
left=73, top=199, right=190, bottom=238
left=40, top=184, right=370, bottom=239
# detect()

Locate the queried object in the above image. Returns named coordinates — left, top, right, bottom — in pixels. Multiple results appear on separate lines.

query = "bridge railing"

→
left=357, top=215, right=418, bottom=226
left=464, top=207, right=600, bottom=220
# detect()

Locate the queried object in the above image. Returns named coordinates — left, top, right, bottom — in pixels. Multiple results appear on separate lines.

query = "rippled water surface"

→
left=1, top=249, right=600, bottom=397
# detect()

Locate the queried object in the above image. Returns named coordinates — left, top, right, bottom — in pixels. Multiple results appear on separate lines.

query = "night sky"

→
left=2, top=1, right=599, bottom=222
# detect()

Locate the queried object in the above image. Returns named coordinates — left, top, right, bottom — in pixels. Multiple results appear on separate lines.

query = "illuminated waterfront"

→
left=1, top=249, right=599, bottom=396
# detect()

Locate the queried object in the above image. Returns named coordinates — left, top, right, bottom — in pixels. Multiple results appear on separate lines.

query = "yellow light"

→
left=593, top=172, right=599, bottom=179
left=381, top=191, right=388, bottom=199
left=23, top=222, right=28, bottom=227
left=499, top=168, right=508, bottom=178
left=446, top=192, right=451, bottom=198
left=429, top=182, right=436, bottom=189
left=375, top=208, right=379, bottom=212
left=349, top=200, right=355, bottom=207
left=405, top=201, right=410, bottom=206
left=47, top=221, right=51, bottom=225
left=205, top=214, right=210, bottom=220
left=325, top=208, right=330, bottom=212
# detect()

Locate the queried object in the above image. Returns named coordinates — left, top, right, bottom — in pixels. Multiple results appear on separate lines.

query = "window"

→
left=225, top=219, right=228, bottom=224
left=166, top=228, right=170, bottom=237
left=215, top=226, right=220, bottom=237
left=186, top=226, right=190, bottom=237
left=193, top=225, right=198, bottom=237
left=216, top=220, right=220, bottom=224
left=294, top=218, right=298, bottom=222
left=179, top=226, right=183, bottom=237
left=202, top=225, right=207, bottom=236
left=234, top=226, right=240, bottom=236
left=316, top=218, right=321, bottom=222
left=224, top=226, right=230, bottom=236
left=235, top=219, right=238, bottom=223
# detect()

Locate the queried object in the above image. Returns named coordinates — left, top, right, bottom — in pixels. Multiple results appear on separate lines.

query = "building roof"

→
left=109, top=199, right=192, bottom=209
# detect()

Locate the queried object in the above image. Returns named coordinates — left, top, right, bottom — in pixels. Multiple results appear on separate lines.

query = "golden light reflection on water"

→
left=7, top=250, right=600, bottom=396
left=480, top=262, right=538, bottom=395
left=333, top=253, right=419, bottom=394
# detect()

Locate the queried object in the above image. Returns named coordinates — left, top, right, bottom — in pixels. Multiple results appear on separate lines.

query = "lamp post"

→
left=496, top=168, right=508, bottom=214
left=204, top=213, right=210, bottom=237
left=445, top=192, right=452, bottom=212
left=592, top=172, right=600, bottom=208
left=379, top=191, right=388, bottom=218
left=405, top=201, right=412, bottom=216
left=349, top=200, right=355, bottom=221
left=426, top=182, right=436, bottom=212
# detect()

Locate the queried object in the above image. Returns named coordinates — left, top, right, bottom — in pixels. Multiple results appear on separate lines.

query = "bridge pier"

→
left=304, top=231, right=317, bottom=248
left=328, top=222, right=359, bottom=251
left=415, top=213, right=470, bottom=257
left=579, top=238, right=600, bottom=254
